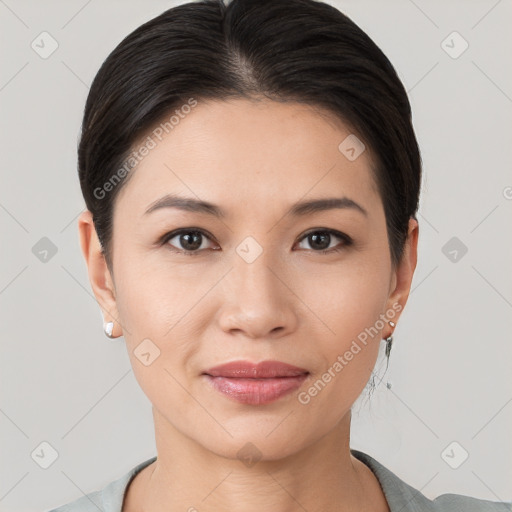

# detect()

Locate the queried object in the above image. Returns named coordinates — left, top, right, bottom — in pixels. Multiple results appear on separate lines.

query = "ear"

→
left=78, top=210, right=123, bottom=338
left=383, top=218, right=419, bottom=337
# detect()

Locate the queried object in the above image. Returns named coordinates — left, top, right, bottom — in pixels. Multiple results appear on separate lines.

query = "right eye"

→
left=161, top=228, right=218, bottom=255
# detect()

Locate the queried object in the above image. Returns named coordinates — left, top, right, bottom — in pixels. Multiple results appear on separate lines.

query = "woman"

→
left=49, top=0, right=510, bottom=510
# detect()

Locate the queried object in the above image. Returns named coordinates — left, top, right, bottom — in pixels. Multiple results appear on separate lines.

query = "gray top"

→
left=47, top=449, right=511, bottom=511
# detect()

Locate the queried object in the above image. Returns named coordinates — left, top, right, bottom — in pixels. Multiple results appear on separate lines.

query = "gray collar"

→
left=96, top=450, right=508, bottom=512
left=350, top=448, right=437, bottom=511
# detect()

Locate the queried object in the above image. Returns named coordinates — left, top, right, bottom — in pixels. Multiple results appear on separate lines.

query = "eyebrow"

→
left=143, top=193, right=368, bottom=218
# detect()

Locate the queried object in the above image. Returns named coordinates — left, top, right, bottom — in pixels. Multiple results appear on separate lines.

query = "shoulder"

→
left=350, top=449, right=511, bottom=512
left=432, top=493, right=512, bottom=511
left=45, top=456, right=157, bottom=512
left=46, top=488, right=103, bottom=512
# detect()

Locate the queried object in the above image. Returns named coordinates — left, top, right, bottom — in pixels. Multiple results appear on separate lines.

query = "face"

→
left=80, top=98, right=418, bottom=461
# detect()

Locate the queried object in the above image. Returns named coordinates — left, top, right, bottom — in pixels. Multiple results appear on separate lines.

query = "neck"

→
left=127, top=408, right=389, bottom=512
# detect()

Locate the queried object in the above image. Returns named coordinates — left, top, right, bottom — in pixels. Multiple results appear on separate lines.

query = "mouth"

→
left=202, top=360, right=310, bottom=405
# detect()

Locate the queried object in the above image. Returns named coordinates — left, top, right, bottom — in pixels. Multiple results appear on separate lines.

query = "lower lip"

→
left=204, top=374, right=309, bottom=405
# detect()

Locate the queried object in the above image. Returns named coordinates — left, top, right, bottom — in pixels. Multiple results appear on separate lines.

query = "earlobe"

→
left=77, top=210, right=122, bottom=337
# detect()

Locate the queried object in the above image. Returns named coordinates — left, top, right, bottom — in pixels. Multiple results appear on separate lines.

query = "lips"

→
left=202, top=360, right=309, bottom=405
left=204, top=360, right=309, bottom=378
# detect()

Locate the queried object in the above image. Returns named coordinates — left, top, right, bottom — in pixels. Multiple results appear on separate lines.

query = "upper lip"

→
left=203, top=360, right=309, bottom=378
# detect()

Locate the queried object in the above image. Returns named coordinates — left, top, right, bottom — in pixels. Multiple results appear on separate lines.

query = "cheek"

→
left=112, top=254, right=204, bottom=376
left=113, top=253, right=192, bottom=336
left=297, top=278, right=387, bottom=428
left=300, top=254, right=390, bottom=341
left=301, top=257, right=390, bottom=391
left=114, top=271, right=200, bottom=421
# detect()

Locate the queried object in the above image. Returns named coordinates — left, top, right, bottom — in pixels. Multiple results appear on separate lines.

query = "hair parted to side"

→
left=78, top=0, right=422, bottom=274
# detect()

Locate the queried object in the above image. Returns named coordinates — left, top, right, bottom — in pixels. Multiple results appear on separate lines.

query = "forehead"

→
left=114, top=98, right=380, bottom=220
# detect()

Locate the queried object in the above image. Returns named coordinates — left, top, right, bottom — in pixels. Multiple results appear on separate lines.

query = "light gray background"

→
left=1, top=0, right=511, bottom=510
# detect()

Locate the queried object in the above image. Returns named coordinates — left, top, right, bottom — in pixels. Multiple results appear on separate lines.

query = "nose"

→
left=216, top=251, right=299, bottom=340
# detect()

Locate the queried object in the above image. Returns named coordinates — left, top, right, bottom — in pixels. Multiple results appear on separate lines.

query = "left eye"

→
left=296, top=229, right=351, bottom=253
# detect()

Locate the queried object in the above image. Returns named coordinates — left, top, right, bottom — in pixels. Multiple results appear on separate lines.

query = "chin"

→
left=192, top=421, right=313, bottom=464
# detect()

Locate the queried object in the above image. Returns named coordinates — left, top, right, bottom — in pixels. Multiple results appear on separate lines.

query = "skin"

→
left=78, top=97, right=418, bottom=512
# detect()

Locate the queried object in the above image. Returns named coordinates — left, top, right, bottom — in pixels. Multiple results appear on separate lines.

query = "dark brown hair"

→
left=78, top=0, right=422, bottom=273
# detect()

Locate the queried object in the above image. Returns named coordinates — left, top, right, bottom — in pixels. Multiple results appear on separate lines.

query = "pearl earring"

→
left=104, top=321, right=115, bottom=338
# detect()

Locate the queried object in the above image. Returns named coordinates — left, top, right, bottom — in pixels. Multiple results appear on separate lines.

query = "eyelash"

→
left=158, top=228, right=353, bottom=256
